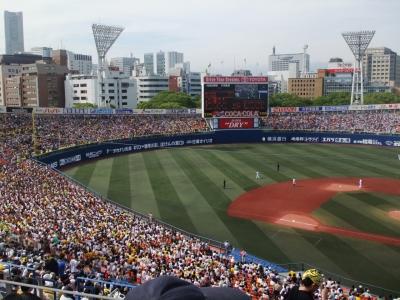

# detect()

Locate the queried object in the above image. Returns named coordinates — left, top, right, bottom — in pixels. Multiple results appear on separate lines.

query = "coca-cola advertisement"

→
left=218, top=118, right=255, bottom=129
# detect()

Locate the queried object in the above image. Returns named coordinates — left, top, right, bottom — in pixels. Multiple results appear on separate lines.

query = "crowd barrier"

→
left=37, top=130, right=400, bottom=169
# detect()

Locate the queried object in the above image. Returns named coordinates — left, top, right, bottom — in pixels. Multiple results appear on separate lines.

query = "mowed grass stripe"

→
left=297, top=230, right=396, bottom=289
left=194, top=148, right=260, bottom=191
left=185, top=149, right=247, bottom=200
left=312, top=208, right=359, bottom=231
left=254, top=221, right=349, bottom=275
left=163, top=150, right=239, bottom=244
left=210, top=146, right=278, bottom=185
left=319, top=195, right=400, bottom=237
left=331, top=145, right=400, bottom=176
left=142, top=151, right=197, bottom=233
left=335, top=193, right=400, bottom=237
left=170, top=149, right=291, bottom=262
left=87, top=158, right=113, bottom=197
left=128, top=153, right=160, bottom=218
left=290, top=145, right=375, bottom=177
left=342, top=241, right=400, bottom=287
left=69, top=161, right=97, bottom=186
left=107, top=155, right=132, bottom=208
left=313, top=145, right=400, bottom=178
left=309, top=145, right=388, bottom=177
left=226, top=146, right=291, bottom=182
left=350, top=192, right=400, bottom=209
left=254, top=144, right=324, bottom=178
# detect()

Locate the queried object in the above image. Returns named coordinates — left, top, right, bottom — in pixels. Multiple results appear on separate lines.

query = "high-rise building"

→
left=363, top=47, right=400, bottom=87
left=156, top=51, right=166, bottom=75
left=166, top=51, right=184, bottom=72
left=4, top=11, right=24, bottom=55
left=144, top=53, right=155, bottom=75
left=110, top=57, right=140, bottom=76
left=268, top=46, right=309, bottom=73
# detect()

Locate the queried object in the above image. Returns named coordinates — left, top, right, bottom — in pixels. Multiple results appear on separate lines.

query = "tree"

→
left=73, top=103, right=98, bottom=109
left=270, top=93, right=312, bottom=107
left=364, top=92, right=400, bottom=104
left=137, top=92, right=200, bottom=109
left=312, top=92, right=351, bottom=106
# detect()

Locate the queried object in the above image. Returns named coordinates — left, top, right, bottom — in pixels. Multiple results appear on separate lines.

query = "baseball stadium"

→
left=1, top=77, right=400, bottom=299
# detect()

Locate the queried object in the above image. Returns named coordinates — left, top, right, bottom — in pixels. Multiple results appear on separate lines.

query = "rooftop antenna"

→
left=342, top=30, right=375, bottom=105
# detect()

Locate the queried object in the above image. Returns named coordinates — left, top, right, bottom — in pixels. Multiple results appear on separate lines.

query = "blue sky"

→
left=1, top=0, right=399, bottom=74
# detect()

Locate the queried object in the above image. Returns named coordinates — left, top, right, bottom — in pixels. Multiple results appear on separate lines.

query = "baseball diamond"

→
left=65, top=143, right=400, bottom=292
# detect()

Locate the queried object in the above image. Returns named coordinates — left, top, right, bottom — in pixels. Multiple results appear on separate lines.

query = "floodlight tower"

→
left=342, top=30, right=375, bottom=105
left=92, top=24, right=124, bottom=107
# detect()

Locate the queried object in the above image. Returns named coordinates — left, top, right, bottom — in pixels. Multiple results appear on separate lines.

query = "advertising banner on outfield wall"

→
left=270, top=107, right=299, bottom=113
left=33, top=107, right=63, bottom=114
left=218, top=118, right=255, bottom=129
left=37, top=130, right=400, bottom=169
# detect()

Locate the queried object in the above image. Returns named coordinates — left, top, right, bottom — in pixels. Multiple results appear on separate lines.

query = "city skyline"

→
left=1, top=0, right=399, bottom=74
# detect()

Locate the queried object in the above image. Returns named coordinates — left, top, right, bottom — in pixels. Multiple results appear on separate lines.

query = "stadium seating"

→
left=1, top=111, right=396, bottom=299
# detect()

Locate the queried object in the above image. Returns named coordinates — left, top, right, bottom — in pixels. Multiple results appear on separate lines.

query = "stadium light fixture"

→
left=342, top=30, right=375, bottom=105
left=92, top=24, right=124, bottom=107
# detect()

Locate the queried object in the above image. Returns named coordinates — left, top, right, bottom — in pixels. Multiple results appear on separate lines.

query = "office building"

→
left=110, top=57, right=140, bottom=76
left=133, top=75, right=169, bottom=102
left=67, top=51, right=92, bottom=75
left=31, top=47, right=53, bottom=58
left=65, top=70, right=137, bottom=108
left=321, top=68, right=390, bottom=96
left=288, top=73, right=324, bottom=99
left=4, top=62, right=68, bottom=107
left=363, top=47, right=400, bottom=87
left=4, top=11, right=24, bottom=55
left=52, top=50, right=68, bottom=67
left=156, top=51, right=166, bottom=75
left=0, top=54, right=43, bottom=106
left=166, top=51, right=184, bottom=73
left=144, top=53, right=155, bottom=75
left=268, top=46, right=309, bottom=73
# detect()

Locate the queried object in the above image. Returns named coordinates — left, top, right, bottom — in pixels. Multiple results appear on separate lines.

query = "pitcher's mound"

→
left=388, top=210, right=400, bottom=221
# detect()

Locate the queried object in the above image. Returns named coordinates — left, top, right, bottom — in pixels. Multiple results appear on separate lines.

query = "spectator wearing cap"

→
left=284, top=269, right=326, bottom=300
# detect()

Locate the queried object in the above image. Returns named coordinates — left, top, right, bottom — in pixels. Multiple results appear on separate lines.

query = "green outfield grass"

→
left=64, top=143, right=400, bottom=293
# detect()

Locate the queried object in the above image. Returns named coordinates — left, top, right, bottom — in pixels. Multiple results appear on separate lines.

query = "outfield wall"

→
left=37, top=130, right=400, bottom=169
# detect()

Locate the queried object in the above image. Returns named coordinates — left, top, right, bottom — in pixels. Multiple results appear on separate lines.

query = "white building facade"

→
left=133, top=75, right=169, bottom=103
left=30, top=47, right=53, bottom=58
left=269, top=47, right=309, bottom=73
left=65, top=70, right=137, bottom=108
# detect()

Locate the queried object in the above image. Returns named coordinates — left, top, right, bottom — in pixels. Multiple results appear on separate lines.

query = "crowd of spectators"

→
left=0, top=112, right=397, bottom=299
left=261, top=111, right=400, bottom=134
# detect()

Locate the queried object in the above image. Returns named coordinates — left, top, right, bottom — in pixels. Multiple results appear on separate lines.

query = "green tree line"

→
left=270, top=92, right=400, bottom=107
